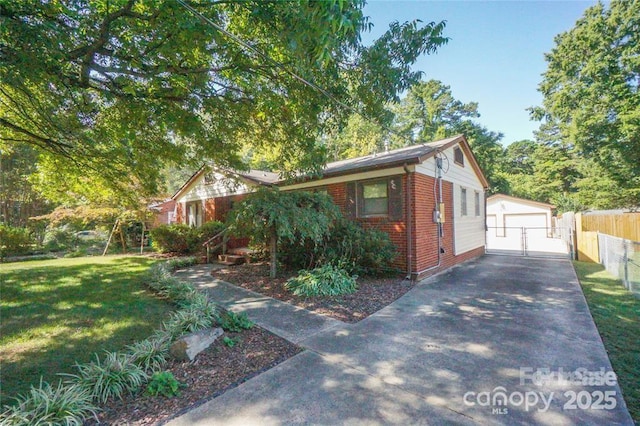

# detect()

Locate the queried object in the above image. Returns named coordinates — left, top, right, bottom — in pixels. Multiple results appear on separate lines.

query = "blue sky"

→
left=362, top=1, right=598, bottom=145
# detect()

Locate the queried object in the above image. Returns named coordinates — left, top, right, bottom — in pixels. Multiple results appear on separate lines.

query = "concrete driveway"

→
left=169, top=255, right=632, bottom=425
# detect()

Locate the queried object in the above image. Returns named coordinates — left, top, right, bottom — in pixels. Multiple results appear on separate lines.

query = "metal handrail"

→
left=203, top=228, right=229, bottom=263
left=202, top=228, right=228, bottom=247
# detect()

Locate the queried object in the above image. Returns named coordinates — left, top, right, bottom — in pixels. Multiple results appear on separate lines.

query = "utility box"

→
left=433, top=204, right=446, bottom=223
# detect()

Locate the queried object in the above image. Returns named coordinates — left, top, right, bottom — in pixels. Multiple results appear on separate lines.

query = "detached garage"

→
left=485, top=194, right=568, bottom=257
left=486, top=194, right=554, bottom=237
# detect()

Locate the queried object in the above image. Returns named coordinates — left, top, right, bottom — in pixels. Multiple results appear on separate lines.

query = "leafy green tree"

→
left=324, top=114, right=386, bottom=162
left=1, top=1, right=447, bottom=201
left=503, top=140, right=537, bottom=175
left=501, top=141, right=582, bottom=211
left=390, top=79, right=506, bottom=191
left=391, top=79, right=479, bottom=145
left=226, top=189, right=340, bottom=278
left=0, top=145, right=50, bottom=226
left=532, top=0, right=640, bottom=207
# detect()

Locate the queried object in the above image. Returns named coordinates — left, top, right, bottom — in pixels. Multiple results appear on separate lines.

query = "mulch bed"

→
left=211, top=263, right=414, bottom=323
left=91, top=326, right=302, bottom=425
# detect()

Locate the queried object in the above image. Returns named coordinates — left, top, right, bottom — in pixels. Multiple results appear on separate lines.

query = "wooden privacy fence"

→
left=581, top=212, right=640, bottom=241
left=573, top=212, right=640, bottom=263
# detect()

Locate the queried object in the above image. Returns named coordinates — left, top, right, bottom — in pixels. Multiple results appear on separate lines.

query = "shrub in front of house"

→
left=280, top=218, right=398, bottom=277
left=150, top=221, right=225, bottom=254
left=285, top=263, right=358, bottom=297
left=0, top=224, right=34, bottom=259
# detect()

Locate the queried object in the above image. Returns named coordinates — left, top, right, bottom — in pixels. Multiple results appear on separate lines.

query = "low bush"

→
left=67, top=352, right=148, bottom=404
left=150, top=222, right=225, bottom=255
left=0, top=224, right=34, bottom=259
left=280, top=219, right=397, bottom=276
left=199, top=220, right=226, bottom=244
left=42, top=226, right=76, bottom=253
left=145, top=371, right=184, bottom=398
left=220, top=311, right=254, bottom=332
left=0, top=381, right=98, bottom=426
left=165, top=256, right=198, bottom=270
left=150, top=224, right=196, bottom=254
left=285, top=263, right=357, bottom=297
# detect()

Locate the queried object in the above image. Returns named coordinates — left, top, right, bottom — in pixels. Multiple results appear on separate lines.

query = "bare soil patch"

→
left=92, top=326, right=302, bottom=425
left=211, top=263, right=414, bottom=323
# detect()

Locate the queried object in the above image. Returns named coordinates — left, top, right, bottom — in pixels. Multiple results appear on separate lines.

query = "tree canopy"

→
left=531, top=0, right=640, bottom=207
left=227, top=189, right=340, bottom=277
left=0, top=0, right=448, bottom=204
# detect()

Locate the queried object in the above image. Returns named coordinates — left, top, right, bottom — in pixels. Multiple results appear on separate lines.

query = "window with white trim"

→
left=460, top=187, right=467, bottom=216
left=454, top=147, right=464, bottom=166
left=474, top=191, right=481, bottom=216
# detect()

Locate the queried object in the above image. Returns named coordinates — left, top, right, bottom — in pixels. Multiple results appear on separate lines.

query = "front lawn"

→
left=0, top=256, right=173, bottom=403
left=573, top=261, right=640, bottom=422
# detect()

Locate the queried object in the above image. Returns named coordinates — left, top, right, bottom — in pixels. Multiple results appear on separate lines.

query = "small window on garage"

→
left=474, top=191, right=481, bottom=216
left=460, top=187, right=467, bottom=216
left=454, top=147, right=464, bottom=166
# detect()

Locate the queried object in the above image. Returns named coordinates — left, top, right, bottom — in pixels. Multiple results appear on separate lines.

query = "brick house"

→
left=172, top=134, right=488, bottom=280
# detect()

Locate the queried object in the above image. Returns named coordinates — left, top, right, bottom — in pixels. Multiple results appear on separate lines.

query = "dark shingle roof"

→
left=235, top=169, right=281, bottom=185
left=316, top=135, right=464, bottom=179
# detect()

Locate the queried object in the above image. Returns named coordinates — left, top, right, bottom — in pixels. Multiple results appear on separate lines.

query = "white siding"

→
left=486, top=196, right=553, bottom=230
left=416, top=144, right=486, bottom=255
left=177, top=171, right=254, bottom=204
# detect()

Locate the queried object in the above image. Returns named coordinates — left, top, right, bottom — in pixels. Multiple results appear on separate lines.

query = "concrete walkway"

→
left=170, top=257, right=633, bottom=425
left=173, top=264, right=343, bottom=344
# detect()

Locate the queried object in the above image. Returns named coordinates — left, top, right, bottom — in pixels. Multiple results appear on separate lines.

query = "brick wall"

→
left=411, top=176, right=483, bottom=280
left=327, top=173, right=483, bottom=280
left=327, top=178, right=408, bottom=272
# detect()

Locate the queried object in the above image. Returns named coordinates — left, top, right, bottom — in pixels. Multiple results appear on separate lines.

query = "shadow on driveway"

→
left=169, top=255, right=633, bottom=425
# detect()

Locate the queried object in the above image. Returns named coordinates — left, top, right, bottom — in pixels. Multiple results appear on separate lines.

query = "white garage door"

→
left=505, top=214, right=547, bottom=238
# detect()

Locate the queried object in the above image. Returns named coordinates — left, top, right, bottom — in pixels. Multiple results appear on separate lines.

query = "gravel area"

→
left=91, top=326, right=302, bottom=425
left=211, top=263, right=414, bottom=323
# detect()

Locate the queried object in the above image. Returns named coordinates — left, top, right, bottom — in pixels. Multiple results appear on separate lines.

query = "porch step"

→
left=228, top=247, right=257, bottom=256
left=217, top=254, right=245, bottom=265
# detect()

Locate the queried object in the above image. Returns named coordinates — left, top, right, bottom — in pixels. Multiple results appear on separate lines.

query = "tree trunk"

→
left=269, top=229, right=277, bottom=279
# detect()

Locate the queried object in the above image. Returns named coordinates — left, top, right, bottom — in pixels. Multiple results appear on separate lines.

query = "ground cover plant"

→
left=573, top=261, right=640, bottom=422
left=211, top=263, right=412, bottom=323
left=0, top=256, right=172, bottom=403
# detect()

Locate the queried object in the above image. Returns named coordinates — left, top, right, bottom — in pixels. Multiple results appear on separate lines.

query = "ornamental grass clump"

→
left=285, top=263, right=357, bottom=297
left=67, top=351, right=147, bottom=404
left=126, top=336, right=171, bottom=374
left=162, top=304, right=218, bottom=341
left=0, top=380, right=98, bottom=426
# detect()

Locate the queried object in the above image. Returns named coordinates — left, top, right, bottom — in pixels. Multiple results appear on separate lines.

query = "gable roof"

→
left=173, top=134, right=490, bottom=201
left=171, top=166, right=279, bottom=200
left=297, top=134, right=489, bottom=188
left=488, top=194, right=555, bottom=209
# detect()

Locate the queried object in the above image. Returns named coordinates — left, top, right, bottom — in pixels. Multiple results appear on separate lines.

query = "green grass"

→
left=573, top=261, right=640, bottom=423
left=0, top=256, right=173, bottom=404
